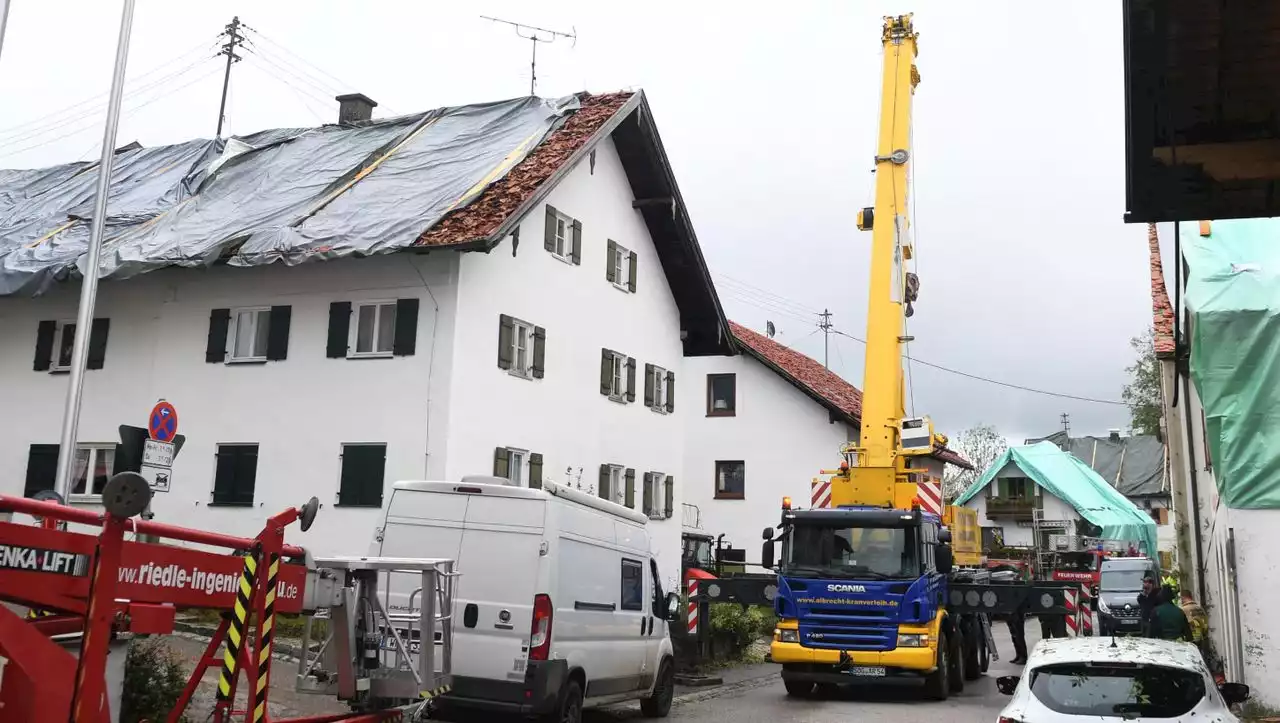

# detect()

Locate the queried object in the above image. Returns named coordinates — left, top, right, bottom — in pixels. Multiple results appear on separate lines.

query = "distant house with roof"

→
left=0, top=90, right=731, bottom=587
left=682, top=321, right=971, bottom=558
left=1026, top=430, right=1175, bottom=558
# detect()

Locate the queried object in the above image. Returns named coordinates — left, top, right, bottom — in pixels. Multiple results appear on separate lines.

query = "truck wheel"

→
left=640, top=659, right=674, bottom=717
left=979, top=632, right=990, bottom=673
left=783, top=679, right=815, bottom=698
left=949, top=629, right=966, bottom=693
left=963, top=621, right=982, bottom=681
left=923, top=635, right=950, bottom=701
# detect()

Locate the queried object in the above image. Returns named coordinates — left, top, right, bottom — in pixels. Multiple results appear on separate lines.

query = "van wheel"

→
left=923, top=635, right=949, bottom=701
left=640, top=660, right=675, bottom=717
left=552, top=679, right=582, bottom=723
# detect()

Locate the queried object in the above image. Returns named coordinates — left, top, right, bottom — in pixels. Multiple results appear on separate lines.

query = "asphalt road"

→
left=587, top=623, right=1039, bottom=723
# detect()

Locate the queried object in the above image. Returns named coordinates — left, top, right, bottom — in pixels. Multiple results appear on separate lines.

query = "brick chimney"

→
left=335, top=93, right=377, bottom=124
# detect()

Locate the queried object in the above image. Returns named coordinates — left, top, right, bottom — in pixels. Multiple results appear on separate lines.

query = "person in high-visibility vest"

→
left=1180, top=589, right=1209, bottom=656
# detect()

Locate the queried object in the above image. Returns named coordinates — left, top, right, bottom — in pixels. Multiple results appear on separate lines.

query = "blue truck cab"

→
left=763, top=505, right=986, bottom=701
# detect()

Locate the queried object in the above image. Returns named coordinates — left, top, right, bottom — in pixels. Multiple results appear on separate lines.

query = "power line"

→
left=0, top=37, right=219, bottom=140
left=716, top=288, right=817, bottom=327
left=0, top=64, right=221, bottom=160
left=241, top=24, right=401, bottom=116
left=713, top=272, right=820, bottom=316
left=241, top=24, right=353, bottom=93
left=243, top=62, right=327, bottom=126
left=242, top=45, right=342, bottom=109
left=830, top=329, right=1127, bottom=406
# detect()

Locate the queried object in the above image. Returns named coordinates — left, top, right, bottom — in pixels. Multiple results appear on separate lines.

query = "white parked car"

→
left=376, top=477, right=681, bottom=722
left=994, top=636, right=1249, bottom=722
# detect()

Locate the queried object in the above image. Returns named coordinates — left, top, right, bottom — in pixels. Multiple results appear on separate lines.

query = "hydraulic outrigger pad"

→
left=299, top=495, right=320, bottom=532
left=101, top=471, right=152, bottom=518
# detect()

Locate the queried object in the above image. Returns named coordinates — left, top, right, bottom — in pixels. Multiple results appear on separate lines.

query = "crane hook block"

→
left=857, top=207, right=874, bottom=231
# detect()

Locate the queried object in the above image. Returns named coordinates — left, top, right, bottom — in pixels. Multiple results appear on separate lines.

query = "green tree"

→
left=943, top=424, right=1009, bottom=500
left=1122, top=328, right=1163, bottom=437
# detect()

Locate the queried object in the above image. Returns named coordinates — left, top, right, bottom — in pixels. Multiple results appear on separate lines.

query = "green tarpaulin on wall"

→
left=1182, top=220, right=1280, bottom=509
left=955, top=442, right=1158, bottom=556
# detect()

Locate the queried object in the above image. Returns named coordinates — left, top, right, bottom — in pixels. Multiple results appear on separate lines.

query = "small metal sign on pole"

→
left=140, top=400, right=179, bottom=493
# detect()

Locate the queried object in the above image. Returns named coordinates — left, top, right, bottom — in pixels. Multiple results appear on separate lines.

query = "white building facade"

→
left=962, top=460, right=1084, bottom=549
left=0, top=92, right=732, bottom=590
left=681, top=321, right=859, bottom=560
left=1148, top=223, right=1277, bottom=701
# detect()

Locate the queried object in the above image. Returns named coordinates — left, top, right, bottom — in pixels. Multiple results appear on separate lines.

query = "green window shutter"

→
left=625, top=357, right=636, bottom=402
left=494, top=447, right=510, bottom=478
left=599, top=464, right=610, bottom=500
left=664, top=476, right=674, bottom=519
left=627, top=251, right=637, bottom=293
left=326, top=302, right=352, bottom=358
left=529, top=453, right=544, bottom=489
left=606, top=240, right=617, bottom=282
left=600, top=349, right=613, bottom=395
left=497, top=315, right=514, bottom=369
left=625, top=469, right=636, bottom=508
left=532, top=326, right=546, bottom=379
left=644, top=364, right=655, bottom=407
left=23, top=444, right=59, bottom=498
left=571, top=220, right=583, bottom=265
left=665, top=371, right=676, bottom=413
left=339, top=445, right=386, bottom=507
left=33, top=320, right=56, bottom=371
left=544, top=205, right=558, bottom=251
left=86, top=318, right=110, bottom=370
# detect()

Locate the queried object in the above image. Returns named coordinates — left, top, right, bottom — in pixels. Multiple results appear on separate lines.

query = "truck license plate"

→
left=842, top=666, right=886, bottom=677
left=512, top=658, right=527, bottom=674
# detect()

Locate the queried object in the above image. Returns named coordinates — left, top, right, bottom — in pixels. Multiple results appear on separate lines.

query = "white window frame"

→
left=608, top=352, right=627, bottom=401
left=611, top=242, right=632, bottom=291
left=349, top=300, right=397, bottom=358
left=68, top=443, right=116, bottom=502
left=647, top=471, right=666, bottom=520
left=552, top=211, right=575, bottom=262
left=650, top=365, right=669, bottom=412
left=50, top=319, right=77, bottom=372
left=506, top=447, right=527, bottom=486
left=227, top=307, right=271, bottom=363
left=509, top=319, right=534, bottom=378
left=608, top=464, right=625, bottom=504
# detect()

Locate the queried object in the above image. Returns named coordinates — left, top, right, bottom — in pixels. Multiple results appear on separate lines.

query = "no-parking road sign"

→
left=148, top=401, right=179, bottom=442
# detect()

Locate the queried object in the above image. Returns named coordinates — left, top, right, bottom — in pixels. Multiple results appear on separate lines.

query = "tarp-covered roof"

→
left=1183, top=219, right=1280, bottom=509
left=0, top=95, right=581, bottom=296
left=1026, top=432, right=1166, bottom=498
left=955, top=441, right=1158, bottom=556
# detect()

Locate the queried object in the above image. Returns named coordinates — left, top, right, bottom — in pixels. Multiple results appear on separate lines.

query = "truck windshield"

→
left=1101, top=568, right=1147, bottom=592
left=786, top=524, right=919, bottom=579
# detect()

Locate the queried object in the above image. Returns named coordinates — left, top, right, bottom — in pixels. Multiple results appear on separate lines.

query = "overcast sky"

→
left=0, top=1, right=1152, bottom=442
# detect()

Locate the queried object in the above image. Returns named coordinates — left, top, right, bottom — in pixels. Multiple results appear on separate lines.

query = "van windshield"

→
left=785, top=523, right=919, bottom=579
left=1102, top=568, right=1147, bottom=592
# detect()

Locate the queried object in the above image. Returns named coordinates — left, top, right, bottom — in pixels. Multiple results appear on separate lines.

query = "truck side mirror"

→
left=937, top=544, right=953, bottom=574
left=996, top=676, right=1019, bottom=695
left=762, top=539, right=775, bottom=569
left=762, top=526, right=774, bottom=540
left=663, top=592, right=681, bottom=621
left=938, top=528, right=952, bottom=544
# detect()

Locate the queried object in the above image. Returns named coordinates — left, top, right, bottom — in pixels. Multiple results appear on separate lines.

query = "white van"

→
left=375, top=477, right=680, bottom=720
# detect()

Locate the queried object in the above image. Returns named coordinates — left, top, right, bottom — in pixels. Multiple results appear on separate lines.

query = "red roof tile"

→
left=931, top=445, right=974, bottom=470
left=728, top=321, right=863, bottom=423
left=416, top=92, right=634, bottom=248
left=1147, top=223, right=1177, bottom=358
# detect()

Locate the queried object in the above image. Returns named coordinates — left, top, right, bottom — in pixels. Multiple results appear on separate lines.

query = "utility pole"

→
left=480, top=15, right=576, bottom=96
left=0, top=0, right=12, bottom=66
left=215, top=16, right=244, bottom=138
left=54, top=0, right=136, bottom=503
left=1060, top=412, right=1071, bottom=435
left=818, top=309, right=834, bottom=368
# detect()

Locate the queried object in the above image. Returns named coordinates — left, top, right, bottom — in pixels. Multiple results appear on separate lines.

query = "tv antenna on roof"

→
left=481, top=15, right=576, bottom=96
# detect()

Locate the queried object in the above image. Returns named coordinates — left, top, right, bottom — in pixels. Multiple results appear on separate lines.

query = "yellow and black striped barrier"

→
left=420, top=683, right=452, bottom=700
left=252, top=552, right=281, bottom=723
left=217, top=550, right=260, bottom=701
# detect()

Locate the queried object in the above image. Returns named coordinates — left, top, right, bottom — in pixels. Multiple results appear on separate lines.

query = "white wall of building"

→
left=1164, top=366, right=1278, bottom=700
left=681, top=352, right=855, bottom=563
left=443, top=136, right=689, bottom=588
left=0, top=253, right=458, bottom=556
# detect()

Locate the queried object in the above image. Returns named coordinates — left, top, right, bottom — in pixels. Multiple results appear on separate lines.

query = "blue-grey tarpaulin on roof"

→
left=0, top=95, right=580, bottom=296
left=954, top=441, right=1158, bottom=556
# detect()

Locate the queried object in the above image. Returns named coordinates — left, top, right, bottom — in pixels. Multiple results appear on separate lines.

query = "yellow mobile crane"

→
left=761, top=15, right=1072, bottom=700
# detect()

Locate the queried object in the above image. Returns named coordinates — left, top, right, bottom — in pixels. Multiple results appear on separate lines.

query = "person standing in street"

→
left=1180, top=589, right=1209, bottom=654
left=1007, top=599, right=1029, bottom=665
left=1138, top=573, right=1159, bottom=636
left=1150, top=585, right=1192, bottom=641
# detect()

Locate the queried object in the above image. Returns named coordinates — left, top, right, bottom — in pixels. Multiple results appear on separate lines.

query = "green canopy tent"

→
left=954, top=441, right=1158, bottom=557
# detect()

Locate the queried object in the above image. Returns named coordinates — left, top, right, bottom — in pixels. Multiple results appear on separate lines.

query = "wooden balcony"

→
left=985, top=496, right=1039, bottom=520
